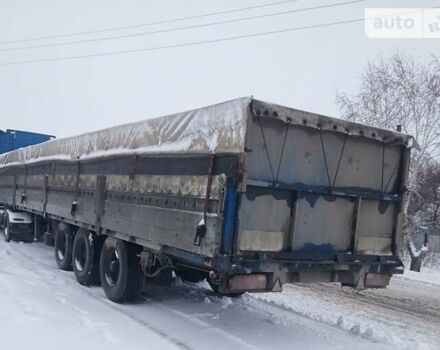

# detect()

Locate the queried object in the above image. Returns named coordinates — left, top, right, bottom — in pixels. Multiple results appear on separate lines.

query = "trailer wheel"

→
left=3, top=216, right=10, bottom=243
left=54, top=224, right=74, bottom=271
left=72, top=229, right=102, bottom=286
left=0, top=210, right=5, bottom=230
left=99, top=237, right=144, bottom=303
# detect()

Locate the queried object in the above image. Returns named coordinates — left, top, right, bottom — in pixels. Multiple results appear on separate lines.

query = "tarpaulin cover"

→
left=0, top=97, right=252, bottom=167
left=0, top=96, right=416, bottom=168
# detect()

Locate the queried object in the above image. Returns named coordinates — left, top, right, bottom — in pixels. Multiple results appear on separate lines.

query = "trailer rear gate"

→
left=240, top=104, right=406, bottom=257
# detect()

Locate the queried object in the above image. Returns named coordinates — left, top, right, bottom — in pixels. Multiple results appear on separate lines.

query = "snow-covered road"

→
left=0, top=239, right=438, bottom=350
left=254, top=274, right=440, bottom=349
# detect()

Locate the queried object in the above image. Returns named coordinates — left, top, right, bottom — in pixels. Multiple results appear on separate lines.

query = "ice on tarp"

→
left=0, top=97, right=252, bottom=167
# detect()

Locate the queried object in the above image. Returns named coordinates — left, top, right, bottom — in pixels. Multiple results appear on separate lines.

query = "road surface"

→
left=0, top=238, right=438, bottom=350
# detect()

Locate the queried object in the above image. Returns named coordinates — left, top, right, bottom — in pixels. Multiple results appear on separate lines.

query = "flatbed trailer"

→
left=0, top=97, right=414, bottom=302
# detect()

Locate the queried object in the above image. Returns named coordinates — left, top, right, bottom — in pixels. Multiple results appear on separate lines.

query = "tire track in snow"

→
left=249, top=282, right=440, bottom=349
left=9, top=242, right=260, bottom=350
left=158, top=304, right=258, bottom=350
left=8, top=242, right=194, bottom=350
left=302, top=282, right=440, bottom=327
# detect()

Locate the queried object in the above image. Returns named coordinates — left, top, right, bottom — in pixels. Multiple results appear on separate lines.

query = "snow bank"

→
left=249, top=280, right=440, bottom=350
left=423, top=252, right=440, bottom=271
left=397, top=269, right=440, bottom=286
left=249, top=287, right=397, bottom=345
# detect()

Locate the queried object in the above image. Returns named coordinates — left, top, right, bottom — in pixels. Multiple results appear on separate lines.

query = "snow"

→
left=252, top=276, right=440, bottom=350
left=0, top=238, right=398, bottom=350
left=408, top=239, right=429, bottom=258
left=398, top=268, right=440, bottom=286
left=0, top=244, right=178, bottom=350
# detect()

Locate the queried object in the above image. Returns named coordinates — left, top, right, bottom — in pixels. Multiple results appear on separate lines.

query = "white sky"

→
left=0, top=0, right=439, bottom=138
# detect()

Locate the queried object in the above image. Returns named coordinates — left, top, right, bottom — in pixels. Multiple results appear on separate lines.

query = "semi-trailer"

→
left=0, top=97, right=414, bottom=302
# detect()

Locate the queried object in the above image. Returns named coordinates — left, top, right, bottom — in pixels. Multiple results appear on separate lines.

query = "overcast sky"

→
left=0, top=0, right=439, bottom=138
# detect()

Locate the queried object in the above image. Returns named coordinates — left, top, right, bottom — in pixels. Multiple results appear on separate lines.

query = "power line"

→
left=0, top=0, right=303, bottom=45
left=0, top=17, right=364, bottom=67
left=0, top=0, right=364, bottom=53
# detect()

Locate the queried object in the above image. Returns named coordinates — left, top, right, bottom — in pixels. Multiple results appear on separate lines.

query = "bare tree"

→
left=336, top=53, right=440, bottom=271
left=407, top=159, right=440, bottom=271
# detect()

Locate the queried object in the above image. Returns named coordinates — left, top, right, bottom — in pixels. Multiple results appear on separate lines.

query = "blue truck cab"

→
left=0, top=129, right=55, bottom=154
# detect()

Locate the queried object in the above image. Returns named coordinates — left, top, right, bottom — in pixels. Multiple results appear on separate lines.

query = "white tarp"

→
left=0, top=97, right=252, bottom=167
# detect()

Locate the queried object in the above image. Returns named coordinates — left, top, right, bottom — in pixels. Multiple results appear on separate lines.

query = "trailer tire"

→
left=3, top=216, right=10, bottom=243
left=73, top=229, right=102, bottom=286
left=54, top=224, right=74, bottom=271
left=0, top=210, right=5, bottom=230
left=100, top=237, right=144, bottom=303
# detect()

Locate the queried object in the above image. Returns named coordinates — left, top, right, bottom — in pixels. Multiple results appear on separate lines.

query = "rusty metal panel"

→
left=101, top=201, right=218, bottom=257
left=0, top=174, right=14, bottom=186
left=238, top=230, right=284, bottom=252
left=357, top=200, right=395, bottom=239
left=365, top=273, right=390, bottom=288
left=20, top=188, right=44, bottom=212
left=0, top=186, right=13, bottom=204
left=0, top=175, right=14, bottom=204
left=26, top=175, right=45, bottom=188
left=79, top=175, right=97, bottom=188
left=357, top=237, right=392, bottom=255
left=292, top=194, right=355, bottom=252
left=356, top=199, right=395, bottom=255
left=43, top=175, right=48, bottom=215
left=105, top=174, right=223, bottom=199
left=244, top=113, right=404, bottom=259
left=94, top=175, right=106, bottom=231
left=238, top=187, right=293, bottom=251
left=246, top=117, right=402, bottom=193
